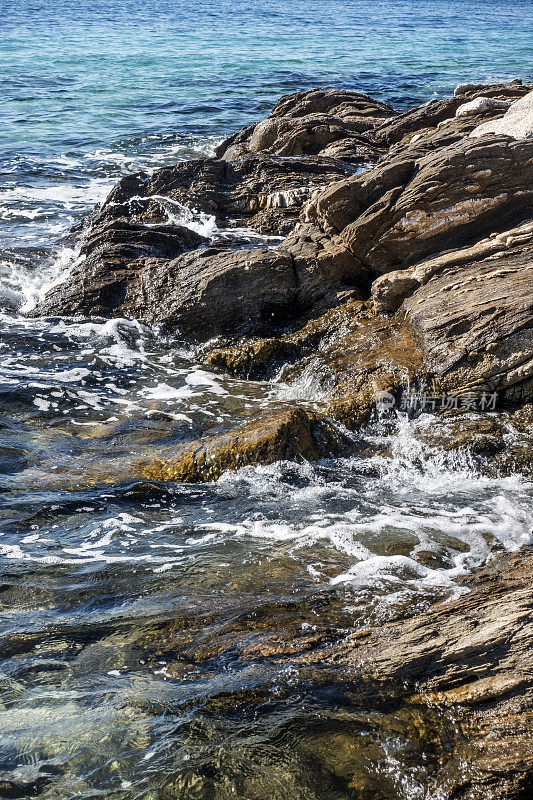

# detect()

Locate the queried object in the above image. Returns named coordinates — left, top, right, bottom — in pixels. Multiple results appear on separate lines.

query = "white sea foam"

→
left=0, top=179, right=112, bottom=209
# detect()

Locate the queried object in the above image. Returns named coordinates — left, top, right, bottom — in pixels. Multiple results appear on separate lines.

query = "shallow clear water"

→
left=0, top=1, right=532, bottom=797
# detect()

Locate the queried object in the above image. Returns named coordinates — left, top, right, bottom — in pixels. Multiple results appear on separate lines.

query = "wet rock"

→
left=34, top=246, right=299, bottom=336
left=137, top=407, right=355, bottom=482
left=413, top=412, right=506, bottom=457
left=32, top=154, right=354, bottom=323
left=124, top=153, right=352, bottom=234
left=206, top=337, right=300, bottom=379
left=216, top=88, right=397, bottom=161
left=32, top=220, right=206, bottom=318
left=135, top=246, right=299, bottom=337
left=335, top=547, right=533, bottom=800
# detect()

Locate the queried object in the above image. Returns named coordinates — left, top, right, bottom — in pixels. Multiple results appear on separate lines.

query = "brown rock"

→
left=95, top=153, right=352, bottom=236
left=136, top=247, right=299, bottom=337
left=216, top=88, right=396, bottom=161
left=137, top=407, right=355, bottom=482
left=333, top=547, right=533, bottom=800
left=402, top=234, right=533, bottom=400
left=304, top=135, right=533, bottom=277
left=31, top=219, right=206, bottom=318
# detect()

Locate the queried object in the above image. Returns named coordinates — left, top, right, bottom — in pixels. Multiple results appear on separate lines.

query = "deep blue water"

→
left=0, top=2, right=532, bottom=798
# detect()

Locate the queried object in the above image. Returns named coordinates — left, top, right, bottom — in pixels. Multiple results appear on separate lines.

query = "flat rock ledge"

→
left=324, top=547, right=533, bottom=800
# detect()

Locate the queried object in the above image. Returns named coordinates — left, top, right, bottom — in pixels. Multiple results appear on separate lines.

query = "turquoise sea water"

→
left=1, top=0, right=531, bottom=306
left=0, top=2, right=532, bottom=798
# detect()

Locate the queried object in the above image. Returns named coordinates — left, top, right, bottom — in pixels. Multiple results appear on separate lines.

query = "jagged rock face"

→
left=94, top=153, right=353, bottom=234
left=303, top=134, right=533, bottom=277
left=31, top=154, right=354, bottom=325
left=31, top=82, right=533, bottom=403
left=281, top=222, right=369, bottom=304
left=216, top=89, right=397, bottom=161
left=136, top=247, right=299, bottom=337
left=402, top=237, right=533, bottom=400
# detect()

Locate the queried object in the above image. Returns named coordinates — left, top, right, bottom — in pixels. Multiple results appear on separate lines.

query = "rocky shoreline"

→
left=32, top=78, right=532, bottom=480
left=30, top=79, right=533, bottom=798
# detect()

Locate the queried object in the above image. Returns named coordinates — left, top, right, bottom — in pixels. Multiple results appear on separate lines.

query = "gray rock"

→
left=471, top=88, right=533, bottom=140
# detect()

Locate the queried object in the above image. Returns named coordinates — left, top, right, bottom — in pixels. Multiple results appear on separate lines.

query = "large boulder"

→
left=368, top=219, right=533, bottom=402
left=302, top=134, right=533, bottom=277
left=371, top=220, right=533, bottom=312
left=31, top=153, right=356, bottom=326
left=33, top=245, right=299, bottom=337
left=216, top=88, right=397, bottom=161
left=134, top=246, right=298, bottom=336
left=31, top=219, right=206, bottom=318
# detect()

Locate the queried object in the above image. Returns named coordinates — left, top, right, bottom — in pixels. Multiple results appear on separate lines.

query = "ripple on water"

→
left=1, top=1, right=532, bottom=793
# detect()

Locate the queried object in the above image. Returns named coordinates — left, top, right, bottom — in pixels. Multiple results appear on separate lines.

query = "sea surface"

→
left=0, top=1, right=532, bottom=797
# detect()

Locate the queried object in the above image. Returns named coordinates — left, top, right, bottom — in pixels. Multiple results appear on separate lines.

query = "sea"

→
left=0, top=1, right=532, bottom=797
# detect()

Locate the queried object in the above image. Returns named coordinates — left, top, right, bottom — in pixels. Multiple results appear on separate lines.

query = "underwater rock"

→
left=137, top=407, right=356, bottom=482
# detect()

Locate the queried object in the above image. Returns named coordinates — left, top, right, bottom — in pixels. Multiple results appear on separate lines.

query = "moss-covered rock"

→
left=206, top=337, right=300, bottom=379
left=137, top=407, right=355, bottom=482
